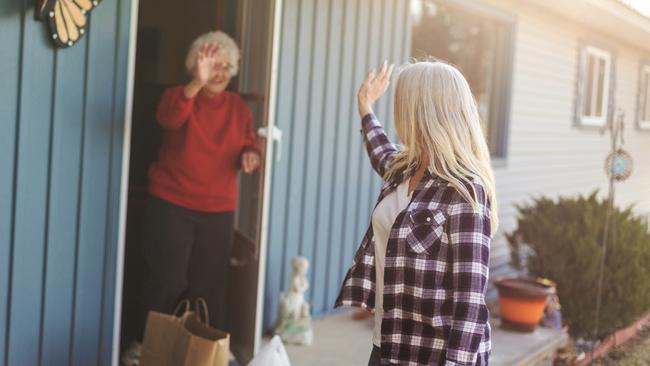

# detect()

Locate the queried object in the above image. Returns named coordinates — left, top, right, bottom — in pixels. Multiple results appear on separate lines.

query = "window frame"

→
left=410, top=0, right=516, bottom=162
left=637, top=63, right=650, bottom=130
left=576, top=44, right=615, bottom=128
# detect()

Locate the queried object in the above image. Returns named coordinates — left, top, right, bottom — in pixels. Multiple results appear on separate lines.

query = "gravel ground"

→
left=592, top=323, right=650, bottom=366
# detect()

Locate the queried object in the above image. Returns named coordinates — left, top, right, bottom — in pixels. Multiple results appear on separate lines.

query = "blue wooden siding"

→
left=264, top=0, right=411, bottom=330
left=0, top=0, right=132, bottom=364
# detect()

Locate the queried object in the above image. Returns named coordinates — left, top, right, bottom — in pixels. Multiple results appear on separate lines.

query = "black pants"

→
left=369, top=346, right=395, bottom=365
left=368, top=346, right=381, bottom=366
left=136, top=195, right=234, bottom=340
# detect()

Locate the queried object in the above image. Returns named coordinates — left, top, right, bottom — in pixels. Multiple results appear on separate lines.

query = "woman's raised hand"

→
left=185, top=43, right=228, bottom=98
left=194, top=43, right=221, bottom=86
left=357, top=61, right=395, bottom=118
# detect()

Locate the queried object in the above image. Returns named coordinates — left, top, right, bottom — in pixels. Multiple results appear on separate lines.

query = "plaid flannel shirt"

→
left=335, top=114, right=491, bottom=365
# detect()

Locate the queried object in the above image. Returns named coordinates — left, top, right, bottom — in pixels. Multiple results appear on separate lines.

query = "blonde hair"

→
left=185, top=31, right=240, bottom=77
left=387, top=60, right=499, bottom=235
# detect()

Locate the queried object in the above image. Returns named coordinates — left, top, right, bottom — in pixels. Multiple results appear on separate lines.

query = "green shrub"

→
left=507, top=191, right=650, bottom=340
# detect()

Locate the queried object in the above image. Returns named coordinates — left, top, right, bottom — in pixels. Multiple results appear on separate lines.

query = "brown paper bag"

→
left=140, top=299, right=230, bottom=366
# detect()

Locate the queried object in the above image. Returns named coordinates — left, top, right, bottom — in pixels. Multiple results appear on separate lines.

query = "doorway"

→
left=119, top=0, right=276, bottom=363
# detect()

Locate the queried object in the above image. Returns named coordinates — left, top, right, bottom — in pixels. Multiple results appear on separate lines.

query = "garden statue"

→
left=275, top=256, right=314, bottom=346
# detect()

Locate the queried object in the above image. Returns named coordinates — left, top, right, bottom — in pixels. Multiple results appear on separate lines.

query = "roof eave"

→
left=525, top=0, right=650, bottom=52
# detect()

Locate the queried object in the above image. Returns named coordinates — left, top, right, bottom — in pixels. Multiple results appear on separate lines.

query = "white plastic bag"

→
left=247, top=335, right=291, bottom=366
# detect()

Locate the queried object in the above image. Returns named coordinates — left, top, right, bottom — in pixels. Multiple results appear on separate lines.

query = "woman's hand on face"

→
left=241, top=151, right=261, bottom=174
left=358, top=61, right=395, bottom=118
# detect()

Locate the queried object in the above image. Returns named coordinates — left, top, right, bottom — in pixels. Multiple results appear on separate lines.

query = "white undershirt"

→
left=372, top=180, right=412, bottom=346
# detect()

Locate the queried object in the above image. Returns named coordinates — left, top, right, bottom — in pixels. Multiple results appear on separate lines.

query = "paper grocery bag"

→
left=182, top=311, right=230, bottom=366
left=140, top=299, right=230, bottom=366
left=139, top=309, right=188, bottom=366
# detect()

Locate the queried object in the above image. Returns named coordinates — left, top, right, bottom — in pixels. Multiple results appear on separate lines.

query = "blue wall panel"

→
left=0, top=0, right=22, bottom=363
left=299, top=0, right=331, bottom=316
left=41, top=28, right=87, bottom=366
left=265, top=0, right=410, bottom=331
left=7, top=4, right=56, bottom=364
left=326, top=0, right=360, bottom=316
left=311, top=0, right=343, bottom=316
left=348, top=0, right=372, bottom=269
left=281, top=0, right=315, bottom=310
left=0, top=0, right=132, bottom=364
left=71, top=1, right=120, bottom=363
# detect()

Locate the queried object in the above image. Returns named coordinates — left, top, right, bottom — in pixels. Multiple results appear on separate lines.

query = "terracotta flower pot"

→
left=495, top=277, right=556, bottom=333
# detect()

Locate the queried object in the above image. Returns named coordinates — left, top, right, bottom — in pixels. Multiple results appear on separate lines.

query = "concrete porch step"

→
left=490, top=319, right=568, bottom=366
left=275, top=311, right=567, bottom=366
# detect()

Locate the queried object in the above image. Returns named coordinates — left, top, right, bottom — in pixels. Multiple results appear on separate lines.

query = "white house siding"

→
left=482, top=0, right=650, bottom=280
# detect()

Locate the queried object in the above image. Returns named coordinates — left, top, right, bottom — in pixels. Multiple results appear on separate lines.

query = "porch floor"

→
left=275, top=310, right=568, bottom=366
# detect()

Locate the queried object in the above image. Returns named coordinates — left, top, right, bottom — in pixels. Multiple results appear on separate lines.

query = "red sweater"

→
left=148, top=86, right=259, bottom=212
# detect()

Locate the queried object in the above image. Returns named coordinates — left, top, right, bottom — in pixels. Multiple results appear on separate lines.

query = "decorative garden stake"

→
left=35, top=0, right=102, bottom=48
left=593, top=109, right=633, bottom=345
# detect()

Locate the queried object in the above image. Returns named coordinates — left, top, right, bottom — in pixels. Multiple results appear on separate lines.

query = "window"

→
left=410, top=0, right=515, bottom=159
left=577, top=45, right=613, bottom=127
left=638, top=64, right=650, bottom=130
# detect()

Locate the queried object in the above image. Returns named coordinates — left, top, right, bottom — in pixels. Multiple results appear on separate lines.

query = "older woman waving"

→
left=337, top=61, right=497, bottom=366
left=123, top=31, right=260, bottom=366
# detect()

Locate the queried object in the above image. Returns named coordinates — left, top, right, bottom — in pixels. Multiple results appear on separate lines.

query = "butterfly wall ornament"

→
left=35, top=0, right=102, bottom=48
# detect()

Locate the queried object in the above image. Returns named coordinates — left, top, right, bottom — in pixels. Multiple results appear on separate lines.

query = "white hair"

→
left=185, top=31, right=240, bottom=77
left=387, top=60, right=499, bottom=235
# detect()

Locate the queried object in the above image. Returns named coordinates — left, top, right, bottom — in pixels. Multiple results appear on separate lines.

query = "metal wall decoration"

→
left=35, top=0, right=102, bottom=48
left=592, top=109, right=633, bottom=345
left=606, top=149, right=633, bottom=181
left=603, top=110, right=633, bottom=181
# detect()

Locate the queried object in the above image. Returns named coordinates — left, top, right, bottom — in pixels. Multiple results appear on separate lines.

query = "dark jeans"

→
left=368, top=346, right=383, bottom=366
left=135, top=195, right=234, bottom=340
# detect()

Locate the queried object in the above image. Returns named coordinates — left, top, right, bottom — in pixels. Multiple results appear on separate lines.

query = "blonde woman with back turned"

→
left=336, top=60, right=497, bottom=365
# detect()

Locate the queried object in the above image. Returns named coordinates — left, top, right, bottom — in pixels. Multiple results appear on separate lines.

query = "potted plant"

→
left=506, top=192, right=650, bottom=340
left=495, top=277, right=556, bottom=332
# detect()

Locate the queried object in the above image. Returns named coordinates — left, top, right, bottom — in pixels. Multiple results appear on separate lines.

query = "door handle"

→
left=257, top=125, right=283, bottom=161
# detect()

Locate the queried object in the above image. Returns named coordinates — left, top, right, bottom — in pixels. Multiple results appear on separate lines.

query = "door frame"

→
left=111, top=0, right=284, bottom=363
left=252, top=0, right=283, bottom=353
left=112, top=0, right=139, bottom=363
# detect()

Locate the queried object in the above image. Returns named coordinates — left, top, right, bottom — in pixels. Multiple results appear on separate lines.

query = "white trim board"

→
left=639, top=64, right=650, bottom=130
left=253, top=0, right=284, bottom=355
left=112, top=0, right=139, bottom=364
